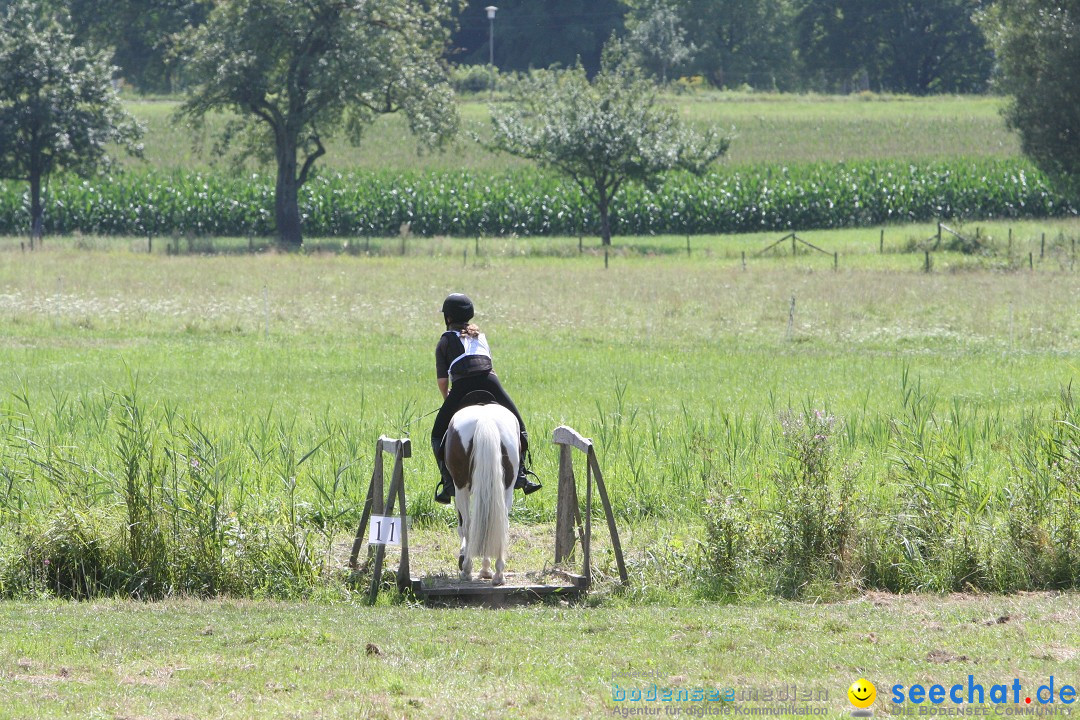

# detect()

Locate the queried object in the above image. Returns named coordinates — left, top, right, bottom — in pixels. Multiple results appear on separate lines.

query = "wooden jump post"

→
left=349, top=436, right=412, bottom=605
left=552, top=426, right=629, bottom=588
left=931, top=222, right=983, bottom=251
left=755, top=232, right=835, bottom=263
left=350, top=426, right=628, bottom=604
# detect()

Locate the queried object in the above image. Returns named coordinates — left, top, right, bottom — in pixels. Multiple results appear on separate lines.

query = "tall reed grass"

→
left=0, top=376, right=364, bottom=598
left=2, top=371, right=1078, bottom=598
left=699, top=376, right=1080, bottom=598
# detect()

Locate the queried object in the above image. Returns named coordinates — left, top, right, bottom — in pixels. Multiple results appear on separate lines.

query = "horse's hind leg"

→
left=489, top=484, right=512, bottom=586
left=454, top=487, right=472, bottom=580
left=482, top=482, right=514, bottom=583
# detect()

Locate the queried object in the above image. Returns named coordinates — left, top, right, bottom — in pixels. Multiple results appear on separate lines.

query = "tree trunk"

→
left=598, top=186, right=612, bottom=247
left=275, top=138, right=303, bottom=247
left=29, top=171, right=43, bottom=245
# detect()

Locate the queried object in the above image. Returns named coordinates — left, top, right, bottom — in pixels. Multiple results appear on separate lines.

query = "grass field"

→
left=1, top=219, right=1079, bottom=601
left=124, top=93, right=1020, bottom=172
left=3, top=594, right=1079, bottom=719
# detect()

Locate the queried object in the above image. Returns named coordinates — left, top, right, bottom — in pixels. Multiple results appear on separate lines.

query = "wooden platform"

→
left=408, top=570, right=587, bottom=606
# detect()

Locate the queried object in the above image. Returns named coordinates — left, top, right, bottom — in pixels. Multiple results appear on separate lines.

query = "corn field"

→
left=0, top=159, right=1071, bottom=239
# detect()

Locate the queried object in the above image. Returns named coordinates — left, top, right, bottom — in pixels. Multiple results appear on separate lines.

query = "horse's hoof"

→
left=492, top=574, right=505, bottom=587
left=460, top=571, right=471, bottom=582
left=479, top=569, right=493, bottom=580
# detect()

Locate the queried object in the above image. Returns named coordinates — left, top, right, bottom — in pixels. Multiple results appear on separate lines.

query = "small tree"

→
left=179, top=0, right=459, bottom=247
left=0, top=0, right=142, bottom=243
left=982, top=0, right=1080, bottom=202
left=489, top=41, right=728, bottom=246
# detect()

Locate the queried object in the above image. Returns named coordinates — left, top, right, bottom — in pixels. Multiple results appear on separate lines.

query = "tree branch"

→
left=297, top=133, right=326, bottom=187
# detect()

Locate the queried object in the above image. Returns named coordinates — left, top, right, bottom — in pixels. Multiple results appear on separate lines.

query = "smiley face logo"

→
left=848, top=678, right=876, bottom=711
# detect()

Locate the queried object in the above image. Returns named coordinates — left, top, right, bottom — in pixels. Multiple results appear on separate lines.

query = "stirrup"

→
left=515, top=467, right=542, bottom=495
left=434, top=477, right=453, bottom=505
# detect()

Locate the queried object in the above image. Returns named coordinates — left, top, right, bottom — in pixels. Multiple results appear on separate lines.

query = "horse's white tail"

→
left=467, top=414, right=508, bottom=561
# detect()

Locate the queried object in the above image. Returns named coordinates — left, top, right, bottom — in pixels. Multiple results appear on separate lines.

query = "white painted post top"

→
left=378, top=436, right=412, bottom=458
left=552, top=426, right=592, bottom=454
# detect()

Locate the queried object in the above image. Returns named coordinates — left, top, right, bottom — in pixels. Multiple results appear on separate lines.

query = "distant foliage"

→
left=63, top=0, right=212, bottom=94
left=0, top=159, right=1071, bottom=238
left=626, top=0, right=696, bottom=84
left=982, top=0, right=1080, bottom=204
left=682, top=0, right=799, bottom=90
left=448, top=1, right=993, bottom=94
left=795, top=0, right=992, bottom=94
left=448, top=64, right=501, bottom=95
left=449, top=0, right=628, bottom=77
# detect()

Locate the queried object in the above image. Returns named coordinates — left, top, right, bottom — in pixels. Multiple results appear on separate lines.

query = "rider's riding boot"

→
left=514, top=430, right=542, bottom=495
left=433, top=438, right=455, bottom=505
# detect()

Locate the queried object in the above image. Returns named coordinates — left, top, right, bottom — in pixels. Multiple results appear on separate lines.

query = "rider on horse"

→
left=431, top=293, right=541, bottom=504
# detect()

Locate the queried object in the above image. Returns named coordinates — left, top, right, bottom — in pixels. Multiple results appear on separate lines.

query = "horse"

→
left=443, top=403, right=519, bottom=586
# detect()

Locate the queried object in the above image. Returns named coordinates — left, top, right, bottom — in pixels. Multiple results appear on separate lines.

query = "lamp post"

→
left=485, top=6, right=497, bottom=100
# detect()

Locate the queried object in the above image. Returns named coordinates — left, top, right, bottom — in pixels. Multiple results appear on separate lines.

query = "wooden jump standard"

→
left=348, top=436, right=411, bottom=605
left=552, top=425, right=629, bottom=588
left=350, top=426, right=627, bottom=604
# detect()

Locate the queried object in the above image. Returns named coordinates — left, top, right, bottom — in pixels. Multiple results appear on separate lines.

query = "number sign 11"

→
left=368, top=515, right=404, bottom=546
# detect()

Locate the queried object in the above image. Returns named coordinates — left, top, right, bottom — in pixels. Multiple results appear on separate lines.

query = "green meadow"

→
left=1, top=219, right=1079, bottom=600
left=125, top=93, right=1020, bottom=172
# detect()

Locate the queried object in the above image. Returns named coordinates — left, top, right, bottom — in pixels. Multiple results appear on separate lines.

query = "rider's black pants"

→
left=430, top=372, right=527, bottom=461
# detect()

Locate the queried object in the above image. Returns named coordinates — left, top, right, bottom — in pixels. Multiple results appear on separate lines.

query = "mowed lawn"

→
left=2, top=594, right=1080, bottom=719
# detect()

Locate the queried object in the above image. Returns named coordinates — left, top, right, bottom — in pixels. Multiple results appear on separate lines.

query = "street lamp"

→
left=485, top=6, right=497, bottom=99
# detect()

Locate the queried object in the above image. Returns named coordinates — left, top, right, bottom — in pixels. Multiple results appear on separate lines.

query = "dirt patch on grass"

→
left=926, top=649, right=976, bottom=664
left=1032, top=645, right=1078, bottom=662
left=118, top=666, right=184, bottom=688
left=4, top=669, right=82, bottom=685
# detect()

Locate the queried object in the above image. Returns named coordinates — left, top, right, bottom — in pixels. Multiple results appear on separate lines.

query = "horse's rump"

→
left=445, top=404, right=519, bottom=583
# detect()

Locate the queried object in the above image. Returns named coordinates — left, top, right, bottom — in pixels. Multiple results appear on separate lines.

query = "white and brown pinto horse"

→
left=443, top=403, right=519, bottom=586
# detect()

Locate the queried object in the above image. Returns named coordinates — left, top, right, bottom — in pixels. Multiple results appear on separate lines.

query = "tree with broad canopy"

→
left=178, top=0, right=460, bottom=246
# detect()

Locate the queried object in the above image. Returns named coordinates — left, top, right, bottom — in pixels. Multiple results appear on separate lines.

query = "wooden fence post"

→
left=554, top=444, right=578, bottom=565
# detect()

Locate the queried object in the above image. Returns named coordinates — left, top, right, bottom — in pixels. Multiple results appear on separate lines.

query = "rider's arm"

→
left=436, top=333, right=451, bottom=399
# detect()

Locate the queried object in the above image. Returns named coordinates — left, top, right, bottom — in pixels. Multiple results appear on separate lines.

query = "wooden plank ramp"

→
left=408, top=570, right=587, bottom=606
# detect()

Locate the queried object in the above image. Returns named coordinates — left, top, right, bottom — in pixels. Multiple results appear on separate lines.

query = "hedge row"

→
left=0, top=159, right=1073, bottom=238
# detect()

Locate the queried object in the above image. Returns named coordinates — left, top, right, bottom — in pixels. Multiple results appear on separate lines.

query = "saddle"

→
left=461, top=390, right=499, bottom=408
left=436, top=390, right=501, bottom=449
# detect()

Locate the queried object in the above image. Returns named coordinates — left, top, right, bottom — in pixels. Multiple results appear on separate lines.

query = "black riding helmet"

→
left=441, top=293, right=474, bottom=323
